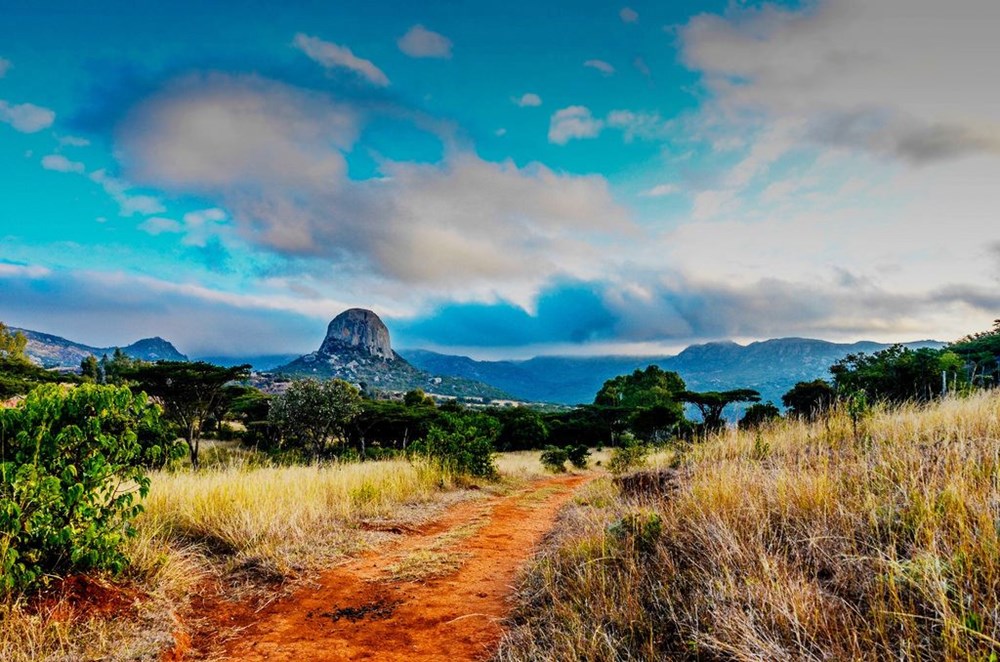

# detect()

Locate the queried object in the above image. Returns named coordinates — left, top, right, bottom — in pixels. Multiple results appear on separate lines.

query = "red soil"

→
left=166, top=473, right=590, bottom=661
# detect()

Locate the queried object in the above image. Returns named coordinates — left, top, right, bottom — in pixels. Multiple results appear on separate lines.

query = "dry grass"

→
left=0, top=456, right=484, bottom=661
left=497, top=392, right=1000, bottom=661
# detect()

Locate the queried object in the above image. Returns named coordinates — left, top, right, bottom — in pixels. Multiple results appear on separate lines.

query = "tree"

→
left=494, top=406, right=548, bottom=451
left=416, top=411, right=499, bottom=479
left=403, top=389, right=436, bottom=408
left=80, top=355, right=101, bottom=381
left=949, top=320, right=1000, bottom=387
left=0, top=322, right=27, bottom=362
left=782, top=380, right=836, bottom=420
left=268, top=378, right=362, bottom=460
left=123, top=361, right=251, bottom=468
left=830, top=345, right=965, bottom=404
left=739, top=402, right=781, bottom=429
left=679, top=389, right=760, bottom=433
left=594, top=366, right=686, bottom=443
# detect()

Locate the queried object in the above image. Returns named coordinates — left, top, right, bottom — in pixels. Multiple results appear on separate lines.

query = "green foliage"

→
left=566, top=444, right=591, bottom=469
left=413, top=411, right=499, bottom=479
left=607, top=433, right=650, bottom=475
left=540, top=445, right=569, bottom=473
left=830, top=345, right=965, bottom=404
left=268, top=378, right=363, bottom=460
left=79, top=355, right=100, bottom=381
left=782, top=379, right=836, bottom=420
left=739, top=402, right=781, bottom=429
left=0, top=357, right=69, bottom=399
left=0, top=322, right=27, bottom=362
left=402, top=389, right=436, bottom=408
left=495, top=406, right=549, bottom=451
left=948, top=320, right=1000, bottom=387
left=0, top=384, right=173, bottom=594
left=594, top=366, right=686, bottom=442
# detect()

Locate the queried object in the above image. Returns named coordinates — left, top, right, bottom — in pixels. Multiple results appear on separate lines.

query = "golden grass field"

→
left=497, top=392, right=1000, bottom=661
left=0, top=452, right=551, bottom=661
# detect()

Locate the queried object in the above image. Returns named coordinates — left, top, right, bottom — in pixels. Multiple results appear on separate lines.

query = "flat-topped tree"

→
left=679, top=388, right=761, bottom=433
left=123, top=361, right=251, bottom=468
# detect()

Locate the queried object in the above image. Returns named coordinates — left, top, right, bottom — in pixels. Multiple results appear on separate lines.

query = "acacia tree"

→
left=123, top=361, right=251, bottom=468
left=0, top=322, right=27, bottom=361
left=782, top=380, right=837, bottom=420
left=679, top=389, right=760, bottom=433
left=268, top=378, right=362, bottom=460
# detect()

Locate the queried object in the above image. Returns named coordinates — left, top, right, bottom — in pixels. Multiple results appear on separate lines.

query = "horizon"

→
left=1, top=0, right=998, bottom=357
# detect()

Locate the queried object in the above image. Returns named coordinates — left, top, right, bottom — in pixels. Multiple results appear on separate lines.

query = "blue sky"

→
left=1, top=0, right=998, bottom=358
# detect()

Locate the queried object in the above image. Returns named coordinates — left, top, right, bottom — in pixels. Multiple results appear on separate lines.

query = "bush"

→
left=607, top=433, right=649, bottom=475
left=566, top=445, right=591, bottom=469
left=0, top=384, right=174, bottom=594
left=414, top=412, right=499, bottom=479
left=540, top=446, right=569, bottom=473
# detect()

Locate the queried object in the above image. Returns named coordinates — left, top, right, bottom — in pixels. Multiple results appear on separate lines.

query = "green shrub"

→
left=414, top=412, right=499, bottom=479
left=607, top=511, right=663, bottom=555
left=0, top=384, right=175, bottom=594
left=540, top=446, right=569, bottom=473
left=566, top=445, right=591, bottom=469
left=607, top=433, right=650, bottom=475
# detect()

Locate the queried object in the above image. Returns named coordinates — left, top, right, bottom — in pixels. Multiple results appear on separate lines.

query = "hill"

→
left=15, top=328, right=187, bottom=369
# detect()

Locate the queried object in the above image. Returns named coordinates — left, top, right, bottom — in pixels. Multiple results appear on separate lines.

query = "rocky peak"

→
left=318, top=308, right=394, bottom=360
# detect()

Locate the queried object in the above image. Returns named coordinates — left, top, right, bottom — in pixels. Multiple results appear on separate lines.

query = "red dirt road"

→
left=174, top=474, right=590, bottom=661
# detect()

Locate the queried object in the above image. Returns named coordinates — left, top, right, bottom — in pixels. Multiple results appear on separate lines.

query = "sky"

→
left=1, top=0, right=998, bottom=359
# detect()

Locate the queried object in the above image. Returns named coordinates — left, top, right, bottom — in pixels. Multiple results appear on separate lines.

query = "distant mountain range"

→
left=401, top=337, right=946, bottom=406
left=17, top=328, right=187, bottom=368
left=13, top=319, right=945, bottom=407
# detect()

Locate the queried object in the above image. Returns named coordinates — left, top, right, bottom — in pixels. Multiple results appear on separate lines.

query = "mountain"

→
left=401, top=337, right=946, bottom=406
left=275, top=309, right=511, bottom=400
left=16, top=328, right=187, bottom=369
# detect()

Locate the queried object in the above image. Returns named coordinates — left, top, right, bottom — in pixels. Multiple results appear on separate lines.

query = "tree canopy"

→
left=679, top=389, right=761, bottom=432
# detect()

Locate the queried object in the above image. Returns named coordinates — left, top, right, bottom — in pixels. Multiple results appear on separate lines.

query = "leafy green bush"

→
left=566, top=445, right=591, bottom=469
left=414, top=412, right=499, bottom=479
left=540, top=446, right=569, bottom=473
left=607, top=511, right=663, bottom=555
left=607, top=433, right=650, bottom=475
left=0, top=384, right=174, bottom=594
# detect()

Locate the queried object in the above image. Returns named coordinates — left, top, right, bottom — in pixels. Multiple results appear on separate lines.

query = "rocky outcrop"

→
left=319, top=308, right=394, bottom=360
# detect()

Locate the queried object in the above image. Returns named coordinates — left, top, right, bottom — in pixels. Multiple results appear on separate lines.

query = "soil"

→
left=165, top=473, right=591, bottom=661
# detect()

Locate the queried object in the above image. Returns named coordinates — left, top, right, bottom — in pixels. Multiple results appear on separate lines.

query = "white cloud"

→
left=90, top=169, right=166, bottom=216
left=584, top=59, right=615, bottom=75
left=620, top=7, right=639, bottom=23
left=495, top=128, right=507, bottom=137
left=292, top=33, right=390, bottom=87
left=138, top=217, right=182, bottom=235
left=116, top=74, right=630, bottom=297
left=548, top=106, right=604, bottom=144
left=607, top=110, right=668, bottom=142
left=397, top=25, right=453, bottom=58
left=0, top=101, right=55, bottom=133
left=41, top=154, right=85, bottom=173
left=0, top=58, right=10, bottom=78
left=681, top=0, right=1000, bottom=163
left=513, top=93, right=542, bottom=107
left=642, top=184, right=679, bottom=197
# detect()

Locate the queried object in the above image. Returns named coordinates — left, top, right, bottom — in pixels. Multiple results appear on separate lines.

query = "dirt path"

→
left=177, top=473, right=591, bottom=661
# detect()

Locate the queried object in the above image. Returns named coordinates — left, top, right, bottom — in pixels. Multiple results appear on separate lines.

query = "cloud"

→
left=513, top=93, right=542, bottom=107
left=642, top=184, right=679, bottom=197
left=584, top=59, right=615, bottom=75
left=0, top=58, right=10, bottom=78
left=548, top=106, right=604, bottom=144
left=398, top=25, right=452, bottom=58
left=58, top=135, right=90, bottom=147
left=292, top=33, right=390, bottom=87
left=681, top=0, right=1000, bottom=163
left=633, top=57, right=651, bottom=78
left=115, top=73, right=628, bottom=295
left=138, top=217, right=182, bottom=235
left=0, top=101, right=55, bottom=133
left=90, top=169, right=166, bottom=216
left=620, top=7, right=639, bottom=23
left=607, top=110, right=668, bottom=141
left=41, top=154, right=85, bottom=173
